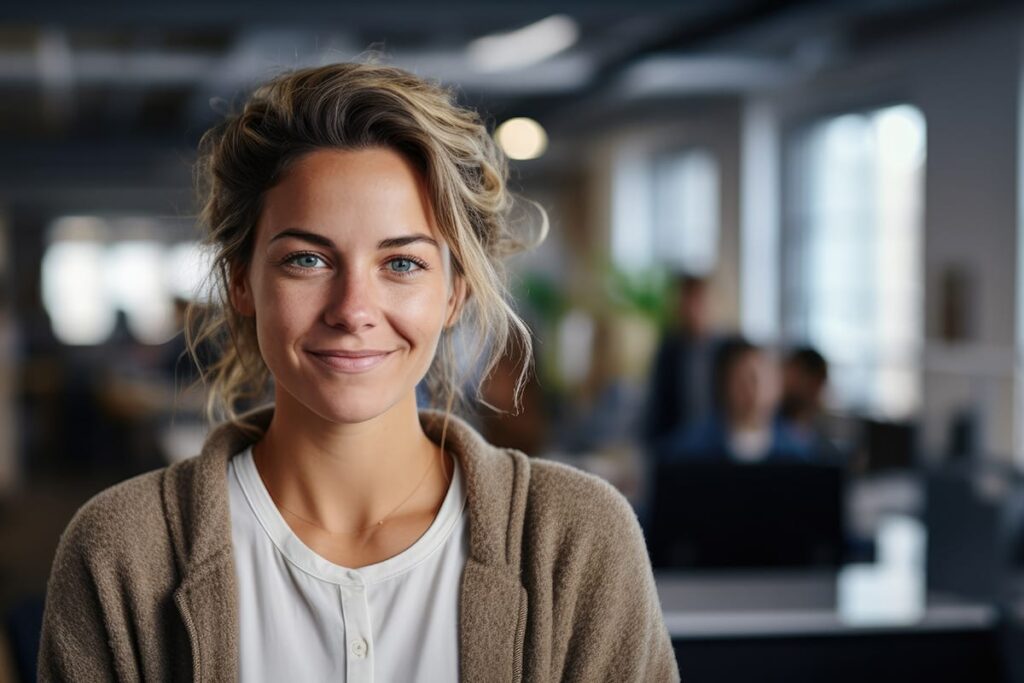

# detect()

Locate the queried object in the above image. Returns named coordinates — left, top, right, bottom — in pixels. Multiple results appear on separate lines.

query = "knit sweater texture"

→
left=38, top=406, right=679, bottom=682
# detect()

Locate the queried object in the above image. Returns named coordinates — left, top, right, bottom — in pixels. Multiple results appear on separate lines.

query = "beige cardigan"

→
left=38, top=407, right=679, bottom=682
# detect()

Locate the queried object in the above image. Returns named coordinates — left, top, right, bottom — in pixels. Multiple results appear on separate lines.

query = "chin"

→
left=288, top=385, right=409, bottom=426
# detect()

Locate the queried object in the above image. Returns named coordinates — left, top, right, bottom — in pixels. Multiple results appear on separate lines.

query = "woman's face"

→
left=724, top=349, right=779, bottom=425
left=232, top=147, right=463, bottom=425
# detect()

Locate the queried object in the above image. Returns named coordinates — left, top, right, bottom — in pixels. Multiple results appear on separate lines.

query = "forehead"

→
left=257, top=147, right=438, bottom=242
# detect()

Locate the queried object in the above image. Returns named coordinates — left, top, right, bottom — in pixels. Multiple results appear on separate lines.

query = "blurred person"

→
left=477, top=334, right=549, bottom=456
left=156, top=296, right=201, bottom=385
left=660, top=336, right=810, bottom=463
left=38, top=63, right=678, bottom=681
left=561, top=314, right=644, bottom=453
left=643, top=273, right=720, bottom=450
left=779, top=346, right=846, bottom=464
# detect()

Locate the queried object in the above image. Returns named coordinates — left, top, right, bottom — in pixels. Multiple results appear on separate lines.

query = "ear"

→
left=444, top=275, right=468, bottom=329
left=228, top=262, right=256, bottom=317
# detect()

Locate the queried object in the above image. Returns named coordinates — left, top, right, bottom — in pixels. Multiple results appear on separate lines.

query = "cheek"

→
left=253, top=279, right=323, bottom=350
left=385, top=284, right=449, bottom=343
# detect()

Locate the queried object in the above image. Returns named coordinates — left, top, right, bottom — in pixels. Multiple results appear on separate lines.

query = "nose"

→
left=323, top=267, right=378, bottom=332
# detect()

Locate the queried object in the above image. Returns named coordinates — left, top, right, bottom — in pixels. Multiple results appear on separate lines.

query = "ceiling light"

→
left=495, top=118, right=548, bottom=161
left=468, top=15, right=579, bottom=73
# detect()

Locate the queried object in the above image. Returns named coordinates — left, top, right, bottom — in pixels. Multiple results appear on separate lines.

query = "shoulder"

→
left=427, top=411, right=645, bottom=560
left=40, top=465, right=190, bottom=680
left=652, top=332, right=685, bottom=362
left=527, top=457, right=633, bottom=516
left=661, top=417, right=723, bottom=457
left=523, top=457, right=644, bottom=558
left=518, top=457, right=679, bottom=681
left=771, top=420, right=815, bottom=461
left=55, top=466, right=171, bottom=569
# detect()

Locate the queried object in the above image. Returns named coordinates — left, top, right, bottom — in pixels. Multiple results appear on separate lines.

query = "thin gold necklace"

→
left=254, top=444, right=442, bottom=537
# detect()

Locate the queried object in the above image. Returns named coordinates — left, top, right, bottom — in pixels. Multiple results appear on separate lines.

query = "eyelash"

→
left=280, top=251, right=429, bottom=277
left=385, top=255, right=430, bottom=277
left=280, top=252, right=327, bottom=271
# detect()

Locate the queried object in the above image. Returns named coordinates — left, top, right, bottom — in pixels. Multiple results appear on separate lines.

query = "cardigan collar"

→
left=162, top=405, right=530, bottom=682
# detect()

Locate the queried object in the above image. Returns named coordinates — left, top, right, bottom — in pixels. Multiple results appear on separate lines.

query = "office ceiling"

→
left=0, top=0, right=1002, bottom=204
left=0, top=0, right=994, bottom=139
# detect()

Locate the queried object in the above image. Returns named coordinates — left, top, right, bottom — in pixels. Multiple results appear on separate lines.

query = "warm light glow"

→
left=49, top=215, right=107, bottom=241
left=468, top=14, right=579, bottom=73
left=42, top=241, right=115, bottom=345
left=495, top=117, right=548, bottom=160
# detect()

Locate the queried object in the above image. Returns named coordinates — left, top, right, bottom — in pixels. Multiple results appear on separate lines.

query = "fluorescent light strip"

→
left=468, top=14, right=579, bottom=73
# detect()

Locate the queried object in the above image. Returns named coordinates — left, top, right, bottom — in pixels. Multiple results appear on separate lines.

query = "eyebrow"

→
left=378, top=235, right=439, bottom=250
left=268, top=228, right=438, bottom=250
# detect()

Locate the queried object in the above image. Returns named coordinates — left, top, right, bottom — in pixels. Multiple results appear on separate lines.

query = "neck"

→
left=253, top=389, right=441, bottom=533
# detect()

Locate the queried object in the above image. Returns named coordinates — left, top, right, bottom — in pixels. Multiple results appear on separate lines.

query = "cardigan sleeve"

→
left=557, top=477, right=680, bottom=682
left=37, top=505, right=120, bottom=681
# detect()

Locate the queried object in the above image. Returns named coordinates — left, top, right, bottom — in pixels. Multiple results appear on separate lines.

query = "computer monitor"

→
left=649, top=462, right=845, bottom=570
left=925, top=466, right=1003, bottom=601
left=863, top=419, right=918, bottom=472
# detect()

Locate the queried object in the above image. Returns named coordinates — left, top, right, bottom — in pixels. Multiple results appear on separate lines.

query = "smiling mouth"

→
left=307, top=350, right=394, bottom=373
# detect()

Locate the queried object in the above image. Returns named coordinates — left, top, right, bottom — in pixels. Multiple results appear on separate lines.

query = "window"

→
left=785, top=104, right=926, bottom=417
left=41, top=216, right=210, bottom=346
left=612, top=145, right=719, bottom=275
left=42, top=240, right=114, bottom=345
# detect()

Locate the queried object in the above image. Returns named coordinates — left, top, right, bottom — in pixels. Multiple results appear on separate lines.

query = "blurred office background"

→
left=2, top=0, right=1024, bottom=680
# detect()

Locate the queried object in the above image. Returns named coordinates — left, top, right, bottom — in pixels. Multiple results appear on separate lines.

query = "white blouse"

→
left=227, top=447, right=468, bottom=682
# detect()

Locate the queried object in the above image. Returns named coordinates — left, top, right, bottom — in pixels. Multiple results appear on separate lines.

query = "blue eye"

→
left=287, top=253, right=326, bottom=269
left=388, top=257, right=421, bottom=274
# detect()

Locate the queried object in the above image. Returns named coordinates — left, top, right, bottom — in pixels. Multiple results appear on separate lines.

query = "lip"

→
left=306, top=349, right=394, bottom=373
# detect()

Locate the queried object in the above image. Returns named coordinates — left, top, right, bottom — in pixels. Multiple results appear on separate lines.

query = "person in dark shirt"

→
left=660, top=336, right=809, bottom=463
left=643, top=274, right=720, bottom=451
left=778, top=346, right=846, bottom=464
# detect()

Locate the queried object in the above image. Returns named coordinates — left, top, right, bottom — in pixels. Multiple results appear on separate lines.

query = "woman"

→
left=38, top=63, right=678, bottom=682
left=660, top=336, right=810, bottom=464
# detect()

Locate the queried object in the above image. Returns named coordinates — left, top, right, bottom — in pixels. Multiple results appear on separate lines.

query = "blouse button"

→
left=351, top=638, right=368, bottom=658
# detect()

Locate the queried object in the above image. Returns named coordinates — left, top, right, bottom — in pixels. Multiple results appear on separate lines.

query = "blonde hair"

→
left=186, top=62, right=542, bottom=429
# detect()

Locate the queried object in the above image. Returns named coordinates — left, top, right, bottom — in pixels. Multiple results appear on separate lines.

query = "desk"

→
left=657, top=571, right=1004, bottom=683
